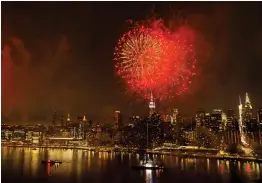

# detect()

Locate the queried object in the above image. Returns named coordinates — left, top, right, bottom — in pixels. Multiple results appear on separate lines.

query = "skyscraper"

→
left=210, top=109, right=222, bottom=132
left=114, top=111, right=122, bottom=129
left=204, top=113, right=211, bottom=129
left=66, top=113, right=71, bottom=126
left=171, top=109, right=179, bottom=125
left=149, top=92, right=156, bottom=116
left=238, top=95, right=243, bottom=129
left=242, top=93, right=253, bottom=130
left=83, top=115, right=87, bottom=122
left=224, top=109, right=240, bottom=145
left=226, top=109, right=235, bottom=129
left=195, top=110, right=205, bottom=127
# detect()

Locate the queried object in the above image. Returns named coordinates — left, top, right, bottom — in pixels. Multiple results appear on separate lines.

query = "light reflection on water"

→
left=1, top=147, right=262, bottom=183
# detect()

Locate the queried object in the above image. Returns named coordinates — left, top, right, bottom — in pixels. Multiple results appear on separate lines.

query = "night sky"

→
left=2, top=2, right=262, bottom=124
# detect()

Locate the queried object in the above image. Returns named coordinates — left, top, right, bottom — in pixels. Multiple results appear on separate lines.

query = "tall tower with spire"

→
left=238, top=92, right=253, bottom=131
left=67, top=113, right=71, bottom=122
left=238, top=95, right=243, bottom=130
left=242, top=92, right=253, bottom=128
left=83, top=115, right=87, bottom=122
left=245, top=92, right=252, bottom=109
left=149, top=91, right=156, bottom=116
left=66, top=113, right=71, bottom=126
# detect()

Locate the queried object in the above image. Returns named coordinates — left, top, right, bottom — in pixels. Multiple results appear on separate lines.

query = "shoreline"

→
left=2, top=144, right=262, bottom=163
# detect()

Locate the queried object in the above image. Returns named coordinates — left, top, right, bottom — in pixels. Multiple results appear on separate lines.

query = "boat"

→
left=132, top=159, right=164, bottom=170
left=41, top=160, right=62, bottom=164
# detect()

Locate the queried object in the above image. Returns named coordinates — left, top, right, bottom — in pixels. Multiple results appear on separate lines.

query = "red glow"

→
left=2, top=45, right=15, bottom=116
left=114, top=19, right=196, bottom=100
left=47, top=162, right=51, bottom=176
left=246, top=164, right=251, bottom=173
left=219, top=164, right=224, bottom=173
left=2, top=38, right=30, bottom=121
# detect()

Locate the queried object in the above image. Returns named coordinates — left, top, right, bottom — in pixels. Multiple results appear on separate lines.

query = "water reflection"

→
left=31, top=149, right=39, bottom=176
left=145, top=170, right=153, bottom=183
left=1, top=147, right=262, bottom=183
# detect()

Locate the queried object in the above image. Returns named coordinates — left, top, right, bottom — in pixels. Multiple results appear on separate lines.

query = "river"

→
left=1, top=147, right=261, bottom=183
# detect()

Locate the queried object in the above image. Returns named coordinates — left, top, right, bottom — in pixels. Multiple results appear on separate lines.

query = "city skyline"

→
left=3, top=92, right=261, bottom=126
left=2, top=2, right=262, bottom=124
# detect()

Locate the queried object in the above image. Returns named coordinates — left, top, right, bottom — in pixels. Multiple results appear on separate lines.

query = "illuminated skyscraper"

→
left=66, top=113, right=71, bottom=126
left=114, top=111, right=122, bottom=128
left=242, top=93, right=253, bottom=129
left=238, top=94, right=250, bottom=147
left=239, top=96, right=243, bottom=129
left=226, top=109, right=234, bottom=129
left=222, top=112, right=227, bottom=130
left=195, top=110, right=205, bottom=127
left=171, top=109, right=178, bottom=125
left=204, top=113, right=211, bottom=128
left=149, top=91, right=156, bottom=116
left=67, top=114, right=71, bottom=121
left=224, top=109, right=240, bottom=145
left=210, top=109, right=222, bottom=132
left=83, top=115, right=87, bottom=122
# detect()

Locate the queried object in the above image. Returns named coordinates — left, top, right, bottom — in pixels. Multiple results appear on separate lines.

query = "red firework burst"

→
left=114, top=19, right=196, bottom=100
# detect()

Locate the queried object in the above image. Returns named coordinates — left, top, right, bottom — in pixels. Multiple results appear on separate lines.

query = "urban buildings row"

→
left=2, top=93, right=262, bottom=149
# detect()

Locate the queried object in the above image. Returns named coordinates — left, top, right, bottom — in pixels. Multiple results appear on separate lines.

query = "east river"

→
left=2, top=147, right=262, bottom=183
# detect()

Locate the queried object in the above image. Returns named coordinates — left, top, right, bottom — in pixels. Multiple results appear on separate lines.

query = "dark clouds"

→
left=2, top=2, right=262, bottom=124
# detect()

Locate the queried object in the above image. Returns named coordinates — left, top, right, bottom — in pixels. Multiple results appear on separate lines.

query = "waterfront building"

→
left=12, top=129, right=26, bottom=141
left=1, top=128, right=13, bottom=141
left=25, top=131, right=33, bottom=142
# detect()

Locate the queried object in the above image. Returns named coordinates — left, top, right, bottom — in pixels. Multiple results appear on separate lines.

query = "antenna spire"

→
left=245, top=92, right=250, bottom=104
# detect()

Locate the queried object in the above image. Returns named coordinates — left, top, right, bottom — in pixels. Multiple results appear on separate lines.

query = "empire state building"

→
left=149, top=92, right=156, bottom=116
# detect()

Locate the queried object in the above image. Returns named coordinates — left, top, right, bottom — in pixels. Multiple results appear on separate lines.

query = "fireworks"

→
left=114, top=19, right=196, bottom=100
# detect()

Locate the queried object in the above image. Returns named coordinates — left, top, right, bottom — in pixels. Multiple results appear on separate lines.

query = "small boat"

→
left=41, top=160, right=62, bottom=164
left=132, top=159, right=164, bottom=170
left=132, top=165, right=164, bottom=170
